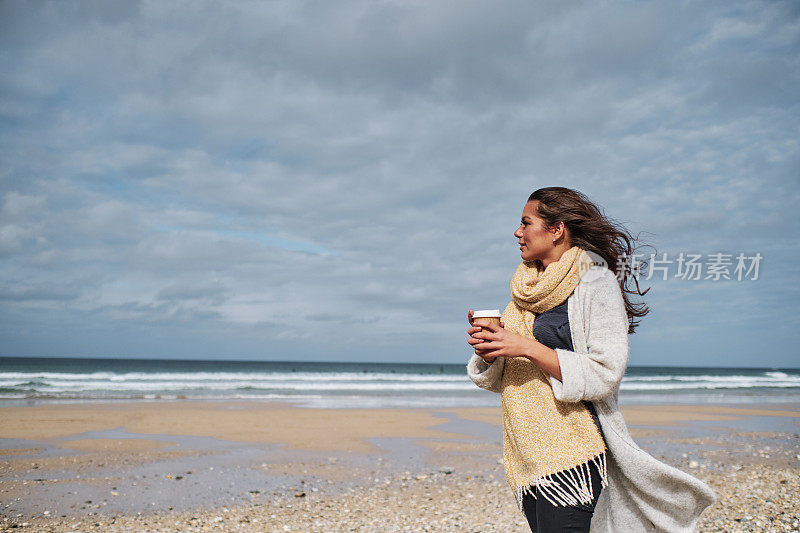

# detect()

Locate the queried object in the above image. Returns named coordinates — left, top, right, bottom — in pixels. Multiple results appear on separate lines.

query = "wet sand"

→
left=0, top=402, right=473, bottom=453
left=1, top=401, right=798, bottom=532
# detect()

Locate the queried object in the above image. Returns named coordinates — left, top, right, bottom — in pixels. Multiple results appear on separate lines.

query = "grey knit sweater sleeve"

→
left=466, top=353, right=505, bottom=393
left=549, top=269, right=629, bottom=403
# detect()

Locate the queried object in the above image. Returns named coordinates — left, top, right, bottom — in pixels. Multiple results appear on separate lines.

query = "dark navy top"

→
left=532, top=300, right=573, bottom=352
left=533, top=299, right=604, bottom=438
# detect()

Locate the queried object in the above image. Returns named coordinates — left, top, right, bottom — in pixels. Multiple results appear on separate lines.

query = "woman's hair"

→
left=528, top=186, right=651, bottom=334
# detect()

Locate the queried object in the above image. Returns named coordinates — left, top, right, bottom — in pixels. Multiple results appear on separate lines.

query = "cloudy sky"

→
left=1, top=0, right=798, bottom=367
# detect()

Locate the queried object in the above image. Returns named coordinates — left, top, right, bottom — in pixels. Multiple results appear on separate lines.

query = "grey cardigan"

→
left=467, top=267, right=716, bottom=532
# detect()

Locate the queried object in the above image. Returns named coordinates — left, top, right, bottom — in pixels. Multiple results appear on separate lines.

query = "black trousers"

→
left=522, top=459, right=604, bottom=533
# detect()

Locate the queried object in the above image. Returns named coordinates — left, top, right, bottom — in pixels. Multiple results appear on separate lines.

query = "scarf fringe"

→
left=513, top=452, right=608, bottom=514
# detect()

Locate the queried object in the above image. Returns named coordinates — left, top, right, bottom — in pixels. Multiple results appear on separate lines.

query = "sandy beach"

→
left=1, top=401, right=798, bottom=532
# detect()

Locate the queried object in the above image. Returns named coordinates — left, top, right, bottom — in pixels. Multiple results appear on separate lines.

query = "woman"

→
left=466, top=187, right=715, bottom=532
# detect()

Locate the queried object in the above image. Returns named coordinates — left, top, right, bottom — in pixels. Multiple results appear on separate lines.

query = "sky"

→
left=1, top=0, right=798, bottom=367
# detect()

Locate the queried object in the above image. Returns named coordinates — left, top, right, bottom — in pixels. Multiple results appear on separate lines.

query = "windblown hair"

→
left=528, top=187, right=651, bottom=334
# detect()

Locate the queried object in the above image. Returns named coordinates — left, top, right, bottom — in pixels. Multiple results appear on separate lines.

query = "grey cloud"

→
left=0, top=224, right=37, bottom=256
left=156, top=281, right=230, bottom=304
left=0, top=283, right=81, bottom=302
left=2, top=192, right=46, bottom=218
left=87, top=300, right=224, bottom=324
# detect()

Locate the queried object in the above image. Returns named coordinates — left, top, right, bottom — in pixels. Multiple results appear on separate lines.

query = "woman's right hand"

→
left=467, top=310, right=497, bottom=364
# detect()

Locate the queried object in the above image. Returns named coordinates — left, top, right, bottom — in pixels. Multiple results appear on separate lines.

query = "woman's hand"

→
left=468, top=321, right=534, bottom=360
left=467, top=310, right=498, bottom=364
left=467, top=319, right=563, bottom=380
left=467, top=309, right=562, bottom=381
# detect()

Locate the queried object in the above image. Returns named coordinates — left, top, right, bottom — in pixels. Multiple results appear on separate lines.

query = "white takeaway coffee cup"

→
left=472, top=309, right=502, bottom=328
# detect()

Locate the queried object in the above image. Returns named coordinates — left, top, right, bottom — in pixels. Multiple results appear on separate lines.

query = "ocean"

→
left=1, top=357, right=798, bottom=408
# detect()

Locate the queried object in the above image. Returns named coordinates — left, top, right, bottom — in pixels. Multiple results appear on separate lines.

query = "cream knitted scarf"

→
left=500, top=246, right=608, bottom=511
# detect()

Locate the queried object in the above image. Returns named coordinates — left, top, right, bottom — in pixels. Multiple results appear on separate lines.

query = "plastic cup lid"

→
left=473, top=309, right=502, bottom=318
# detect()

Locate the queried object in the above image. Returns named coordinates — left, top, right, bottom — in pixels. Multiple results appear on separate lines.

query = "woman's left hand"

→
left=468, top=321, right=535, bottom=360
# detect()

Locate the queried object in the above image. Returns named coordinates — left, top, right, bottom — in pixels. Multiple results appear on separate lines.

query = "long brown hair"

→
left=528, top=187, right=651, bottom=334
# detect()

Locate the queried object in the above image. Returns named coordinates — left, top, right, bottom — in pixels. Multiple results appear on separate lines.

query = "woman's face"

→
left=514, top=201, right=556, bottom=262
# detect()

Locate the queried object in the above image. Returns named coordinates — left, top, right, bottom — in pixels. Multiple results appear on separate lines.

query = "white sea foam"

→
left=0, top=371, right=467, bottom=382
left=766, top=371, right=789, bottom=379
left=1, top=367, right=798, bottom=405
left=30, top=381, right=476, bottom=392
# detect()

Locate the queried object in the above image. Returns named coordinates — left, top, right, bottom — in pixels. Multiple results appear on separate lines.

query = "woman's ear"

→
left=555, top=221, right=571, bottom=245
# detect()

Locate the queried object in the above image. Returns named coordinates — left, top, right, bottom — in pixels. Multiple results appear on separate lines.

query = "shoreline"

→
left=1, top=401, right=798, bottom=531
